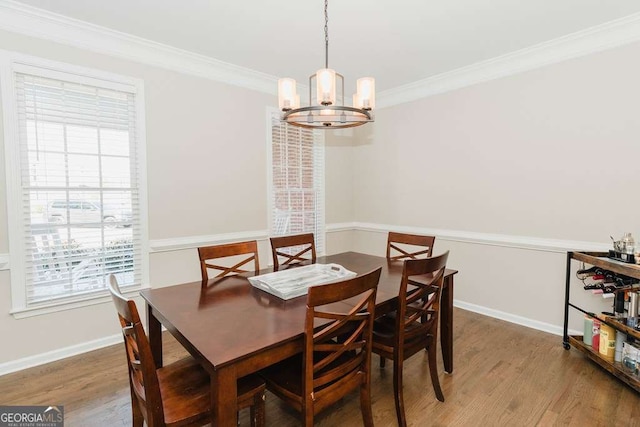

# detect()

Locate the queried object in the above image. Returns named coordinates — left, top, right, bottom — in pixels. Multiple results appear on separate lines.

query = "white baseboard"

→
left=0, top=333, right=121, bottom=376
left=0, top=323, right=169, bottom=377
left=454, top=299, right=580, bottom=336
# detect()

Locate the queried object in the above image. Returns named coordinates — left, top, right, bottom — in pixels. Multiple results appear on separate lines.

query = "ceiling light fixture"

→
left=277, top=0, right=375, bottom=129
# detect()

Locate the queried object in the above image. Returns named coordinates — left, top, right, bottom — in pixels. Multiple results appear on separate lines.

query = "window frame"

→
left=0, top=50, right=149, bottom=318
left=266, top=108, right=326, bottom=258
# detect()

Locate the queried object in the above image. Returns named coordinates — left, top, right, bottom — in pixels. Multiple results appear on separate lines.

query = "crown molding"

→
left=377, top=12, right=640, bottom=108
left=1, top=1, right=640, bottom=111
left=0, top=0, right=277, bottom=95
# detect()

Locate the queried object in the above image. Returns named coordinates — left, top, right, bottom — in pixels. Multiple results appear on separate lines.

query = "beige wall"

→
left=0, top=30, right=356, bottom=366
left=2, top=28, right=638, bottom=370
left=351, top=42, right=640, bottom=332
left=354, top=42, right=640, bottom=241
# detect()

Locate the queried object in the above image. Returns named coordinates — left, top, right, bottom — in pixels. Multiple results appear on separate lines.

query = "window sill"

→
left=10, top=285, right=149, bottom=319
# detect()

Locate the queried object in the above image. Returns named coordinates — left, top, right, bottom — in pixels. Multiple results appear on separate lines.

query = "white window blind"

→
left=9, top=65, right=145, bottom=308
left=269, top=113, right=325, bottom=254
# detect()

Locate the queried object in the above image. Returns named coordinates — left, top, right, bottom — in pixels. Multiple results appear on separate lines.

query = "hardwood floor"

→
left=1, top=308, right=639, bottom=426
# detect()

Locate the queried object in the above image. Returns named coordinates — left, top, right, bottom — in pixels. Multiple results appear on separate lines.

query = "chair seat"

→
left=260, top=355, right=304, bottom=399
left=158, top=357, right=265, bottom=426
left=158, top=357, right=210, bottom=426
left=372, top=312, right=428, bottom=346
left=237, top=372, right=268, bottom=410
left=260, top=351, right=357, bottom=399
left=372, top=314, right=398, bottom=345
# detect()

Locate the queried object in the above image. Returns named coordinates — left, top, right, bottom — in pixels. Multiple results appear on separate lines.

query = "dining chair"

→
left=260, top=267, right=382, bottom=426
left=372, top=251, right=449, bottom=427
left=108, top=275, right=266, bottom=427
left=386, top=232, right=435, bottom=261
left=198, top=240, right=260, bottom=287
left=270, top=233, right=316, bottom=271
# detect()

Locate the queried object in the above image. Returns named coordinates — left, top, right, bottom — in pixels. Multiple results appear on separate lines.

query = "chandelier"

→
left=277, top=0, right=375, bottom=129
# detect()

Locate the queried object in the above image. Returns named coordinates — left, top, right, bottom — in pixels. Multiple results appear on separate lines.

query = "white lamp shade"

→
left=352, top=93, right=360, bottom=110
left=316, top=68, right=336, bottom=106
left=278, top=78, right=297, bottom=110
left=356, top=77, right=375, bottom=110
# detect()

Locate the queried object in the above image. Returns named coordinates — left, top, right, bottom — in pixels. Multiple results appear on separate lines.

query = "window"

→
left=1, top=53, right=147, bottom=314
left=268, top=112, right=325, bottom=255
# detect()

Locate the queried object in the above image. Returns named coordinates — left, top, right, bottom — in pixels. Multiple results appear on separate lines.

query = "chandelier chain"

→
left=277, top=0, right=374, bottom=129
left=324, top=0, right=329, bottom=69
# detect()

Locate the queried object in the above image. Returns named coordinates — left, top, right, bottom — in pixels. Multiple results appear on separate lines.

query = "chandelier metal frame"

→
left=279, top=0, right=375, bottom=129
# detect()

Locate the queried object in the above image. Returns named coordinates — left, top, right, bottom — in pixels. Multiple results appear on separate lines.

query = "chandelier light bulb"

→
left=316, top=68, right=336, bottom=106
left=356, top=77, right=375, bottom=110
left=278, top=78, right=297, bottom=111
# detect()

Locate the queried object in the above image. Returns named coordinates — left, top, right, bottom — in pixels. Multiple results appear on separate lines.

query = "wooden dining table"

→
left=140, top=251, right=458, bottom=427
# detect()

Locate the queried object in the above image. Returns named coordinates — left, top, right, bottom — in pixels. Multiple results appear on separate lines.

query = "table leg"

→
left=146, top=304, right=163, bottom=369
left=211, top=365, right=237, bottom=427
left=441, top=275, right=453, bottom=373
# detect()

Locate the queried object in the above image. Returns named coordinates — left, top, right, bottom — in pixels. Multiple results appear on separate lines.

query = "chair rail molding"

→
left=1, top=1, right=640, bottom=106
left=325, top=222, right=355, bottom=233
left=149, top=229, right=270, bottom=253
left=149, top=226, right=354, bottom=253
left=352, top=222, right=610, bottom=254
left=148, top=223, right=609, bottom=254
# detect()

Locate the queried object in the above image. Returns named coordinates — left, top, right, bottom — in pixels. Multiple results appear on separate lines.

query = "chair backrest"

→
left=270, top=233, right=316, bottom=271
left=386, top=232, right=435, bottom=261
left=198, top=240, right=260, bottom=285
left=303, top=267, right=381, bottom=415
left=108, top=275, right=164, bottom=426
left=395, top=251, right=449, bottom=359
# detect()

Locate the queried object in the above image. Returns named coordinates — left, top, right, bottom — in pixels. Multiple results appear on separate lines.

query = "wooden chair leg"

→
left=251, top=391, right=265, bottom=427
left=303, top=405, right=314, bottom=427
left=393, top=358, right=407, bottom=427
left=130, top=390, right=144, bottom=427
left=360, top=382, right=374, bottom=427
left=428, top=342, right=445, bottom=402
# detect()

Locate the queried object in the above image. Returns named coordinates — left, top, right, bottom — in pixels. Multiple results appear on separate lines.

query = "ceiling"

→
left=10, top=0, right=640, bottom=92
